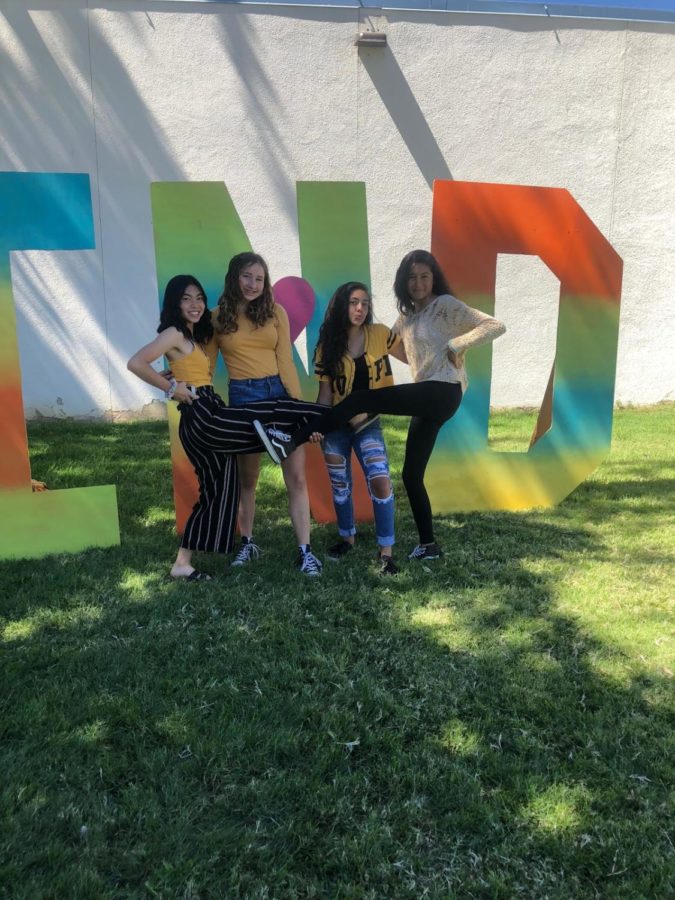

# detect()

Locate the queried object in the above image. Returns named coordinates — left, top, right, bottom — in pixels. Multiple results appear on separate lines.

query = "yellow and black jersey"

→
left=315, top=324, right=400, bottom=405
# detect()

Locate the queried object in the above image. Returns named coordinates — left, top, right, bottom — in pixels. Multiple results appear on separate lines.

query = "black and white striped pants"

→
left=178, top=385, right=325, bottom=553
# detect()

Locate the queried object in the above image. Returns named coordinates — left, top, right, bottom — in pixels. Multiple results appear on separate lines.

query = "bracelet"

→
left=164, top=377, right=177, bottom=400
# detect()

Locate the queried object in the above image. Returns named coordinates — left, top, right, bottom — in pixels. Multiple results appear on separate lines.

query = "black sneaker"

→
left=230, top=537, right=262, bottom=566
left=408, top=542, right=442, bottom=561
left=350, top=413, right=380, bottom=435
left=379, top=554, right=399, bottom=576
left=297, top=549, right=323, bottom=577
left=327, top=540, right=354, bottom=561
left=253, top=420, right=296, bottom=464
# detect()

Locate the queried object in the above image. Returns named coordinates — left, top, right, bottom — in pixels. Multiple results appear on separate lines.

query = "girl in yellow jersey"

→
left=314, top=282, right=401, bottom=575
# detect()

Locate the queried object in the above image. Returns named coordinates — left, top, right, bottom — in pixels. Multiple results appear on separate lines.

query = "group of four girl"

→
left=128, top=250, right=505, bottom=580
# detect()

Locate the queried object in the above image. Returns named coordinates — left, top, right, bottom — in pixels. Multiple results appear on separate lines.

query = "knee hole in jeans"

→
left=325, top=453, right=350, bottom=502
left=368, top=474, right=393, bottom=502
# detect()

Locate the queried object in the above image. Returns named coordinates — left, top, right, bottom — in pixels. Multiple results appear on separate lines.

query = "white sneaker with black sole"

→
left=253, top=420, right=296, bottom=464
left=408, top=542, right=442, bottom=561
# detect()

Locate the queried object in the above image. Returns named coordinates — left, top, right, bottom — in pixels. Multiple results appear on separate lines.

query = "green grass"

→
left=1, top=407, right=673, bottom=898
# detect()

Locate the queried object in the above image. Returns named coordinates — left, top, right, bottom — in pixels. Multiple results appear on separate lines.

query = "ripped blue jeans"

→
left=321, top=419, right=395, bottom=548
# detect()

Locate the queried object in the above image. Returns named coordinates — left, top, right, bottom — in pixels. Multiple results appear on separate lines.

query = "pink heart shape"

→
left=273, top=276, right=315, bottom=342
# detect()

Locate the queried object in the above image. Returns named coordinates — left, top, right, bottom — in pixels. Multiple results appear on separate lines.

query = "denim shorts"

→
left=228, top=374, right=288, bottom=407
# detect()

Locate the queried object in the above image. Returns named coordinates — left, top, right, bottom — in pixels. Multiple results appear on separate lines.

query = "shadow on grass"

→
left=574, top=477, right=674, bottom=507
left=1, top=421, right=672, bottom=897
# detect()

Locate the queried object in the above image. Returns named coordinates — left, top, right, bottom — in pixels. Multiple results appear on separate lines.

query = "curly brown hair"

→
left=215, top=252, right=276, bottom=334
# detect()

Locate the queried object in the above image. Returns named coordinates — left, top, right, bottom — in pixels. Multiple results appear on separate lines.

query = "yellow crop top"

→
left=169, top=340, right=214, bottom=387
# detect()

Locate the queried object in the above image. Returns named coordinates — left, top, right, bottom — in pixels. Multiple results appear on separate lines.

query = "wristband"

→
left=447, top=339, right=460, bottom=353
left=164, top=377, right=177, bottom=400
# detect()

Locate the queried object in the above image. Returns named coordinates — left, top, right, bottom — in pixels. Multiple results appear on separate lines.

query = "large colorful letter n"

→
left=0, top=173, right=119, bottom=560
left=151, top=180, right=375, bottom=529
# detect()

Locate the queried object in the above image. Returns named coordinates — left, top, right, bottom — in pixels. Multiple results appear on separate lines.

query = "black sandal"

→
left=171, top=569, right=212, bottom=582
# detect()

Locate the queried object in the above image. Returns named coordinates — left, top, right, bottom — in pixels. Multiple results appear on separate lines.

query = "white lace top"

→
left=392, top=294, right=506, bottom=392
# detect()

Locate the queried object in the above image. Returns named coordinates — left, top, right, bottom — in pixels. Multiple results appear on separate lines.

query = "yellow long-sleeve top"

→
left=170, top=340, right=215, bottom=387
left=211, top=304, right=302, bottom=400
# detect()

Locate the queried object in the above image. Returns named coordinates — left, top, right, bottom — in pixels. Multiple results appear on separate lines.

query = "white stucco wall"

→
left=1, top=1, right=673, bottom=416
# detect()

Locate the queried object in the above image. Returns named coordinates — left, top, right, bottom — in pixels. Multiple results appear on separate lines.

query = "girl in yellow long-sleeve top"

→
left=213, top=252, right=322, bottom=577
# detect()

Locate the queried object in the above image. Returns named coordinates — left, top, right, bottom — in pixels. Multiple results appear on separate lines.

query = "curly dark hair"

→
left=313, top=282, right=373, bottom=382
left=215, top=252, right=276, bottom=334
left=158, top=274, right=213, bottom=345
left=393, top=249, right=452, bottom=316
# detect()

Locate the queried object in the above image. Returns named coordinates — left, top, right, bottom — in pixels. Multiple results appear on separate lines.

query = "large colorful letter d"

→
left=427, top=180, right=623, bottom=510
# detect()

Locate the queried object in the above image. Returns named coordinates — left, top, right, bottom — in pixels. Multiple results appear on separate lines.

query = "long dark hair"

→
left=393, top=249, right=452, bottom=316
left=313, top=281, right=373, bottom=382
left=158, top=274, right=213, bottom=344
left=216, top=252, right=275, bottom=334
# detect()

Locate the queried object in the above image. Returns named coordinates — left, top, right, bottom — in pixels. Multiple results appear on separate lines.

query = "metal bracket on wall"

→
left=355, top=31, right=387, bottom=47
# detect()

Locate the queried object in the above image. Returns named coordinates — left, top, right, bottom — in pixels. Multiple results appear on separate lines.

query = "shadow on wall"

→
left=212, top=7, right=453, bottom=205
left=358, top=45, right=453, bottom=188
left=6, top=4, right=642, bottom=420
left=214, top=10, right=300, bottom=228
left=2, top=2, right=458, bottom=421
left=2, top=3, right=187, bottom=416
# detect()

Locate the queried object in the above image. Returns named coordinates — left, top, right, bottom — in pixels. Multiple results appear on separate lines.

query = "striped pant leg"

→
left=183, top=392, right=266, bottom=454
left=181, top=390, right=327, bottom=455
left=233, top=397, right=327, bottom=432
left=178, top=410, right=240, bottom=554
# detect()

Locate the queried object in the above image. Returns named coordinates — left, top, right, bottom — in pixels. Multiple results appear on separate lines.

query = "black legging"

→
left=292, top=381, right=463, bottom=545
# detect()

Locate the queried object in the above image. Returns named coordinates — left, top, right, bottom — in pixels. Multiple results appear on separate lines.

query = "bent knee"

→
left=368, top=474, right=393, bottom=502
left=402, top=465, right=422, bottom=489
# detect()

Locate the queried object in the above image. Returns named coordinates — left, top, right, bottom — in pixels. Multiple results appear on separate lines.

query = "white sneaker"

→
left=253, top=420, right=296, bottom=464
left=408, top=542, right=442, bottom=561
left=298, top=549, right=323, bottom=577
left=231, top=538, right=262, bottom=566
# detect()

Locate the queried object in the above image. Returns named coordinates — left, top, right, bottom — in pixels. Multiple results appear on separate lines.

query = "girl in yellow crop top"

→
left=127, top=274, right=217, bottom=580
left=213, top=252, right=322, bottom=576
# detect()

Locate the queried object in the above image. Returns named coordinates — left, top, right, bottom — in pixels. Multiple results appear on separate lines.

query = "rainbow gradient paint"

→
left=0, top=173, right=119, bottom=560
left=150, top=181, right=375, bottom=530
left=428, top=181, right=623, bottom=510
left=0, top=174, right=623, bottom=557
